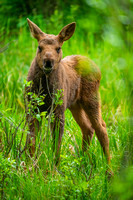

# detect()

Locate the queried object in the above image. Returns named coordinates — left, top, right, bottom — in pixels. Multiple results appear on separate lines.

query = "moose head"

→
left=27, top=18, right=76, bottom=75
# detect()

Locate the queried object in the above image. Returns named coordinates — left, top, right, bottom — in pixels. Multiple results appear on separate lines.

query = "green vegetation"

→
left=0, top=0, right=133, bottom=199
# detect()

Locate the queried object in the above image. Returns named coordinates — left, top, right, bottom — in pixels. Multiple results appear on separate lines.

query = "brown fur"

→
left=26, top=19, right=110, bottom=164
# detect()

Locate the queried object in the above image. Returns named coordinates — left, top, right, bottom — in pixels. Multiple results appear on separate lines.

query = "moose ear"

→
left=58, top=22, right=76, bottom=43
left=27, top=18, right=45, bottom=41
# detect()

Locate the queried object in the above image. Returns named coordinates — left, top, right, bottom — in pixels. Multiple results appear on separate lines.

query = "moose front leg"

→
left=51, top=113, right=65, bottom=165
left=27, top=118, right=40, bottom=157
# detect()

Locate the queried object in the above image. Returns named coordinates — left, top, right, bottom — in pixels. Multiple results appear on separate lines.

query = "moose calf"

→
left=26, top=18, right=110, bottom=165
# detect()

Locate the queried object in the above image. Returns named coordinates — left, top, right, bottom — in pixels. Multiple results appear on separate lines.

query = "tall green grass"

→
left=0, top=18, right=132, bottom=199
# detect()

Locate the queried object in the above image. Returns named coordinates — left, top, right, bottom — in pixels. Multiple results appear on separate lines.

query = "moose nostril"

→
left=46, top=60, right=51, bottom=68
left=43, top=59, right=54, bottom=69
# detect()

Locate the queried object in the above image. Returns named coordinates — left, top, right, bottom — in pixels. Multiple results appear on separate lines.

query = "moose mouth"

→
left=43, top=60, right=54, bottom=75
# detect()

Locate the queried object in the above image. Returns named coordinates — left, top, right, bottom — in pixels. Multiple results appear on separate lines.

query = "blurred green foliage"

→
left=0, top=0, right=133, bottom=48
left=112, top=166, right=133, bottom=200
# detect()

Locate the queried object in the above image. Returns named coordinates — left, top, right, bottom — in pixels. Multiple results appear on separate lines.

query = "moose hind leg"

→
left=70, top=103, right=94, bottom=151
left=82, top=100, right=110, bottom=164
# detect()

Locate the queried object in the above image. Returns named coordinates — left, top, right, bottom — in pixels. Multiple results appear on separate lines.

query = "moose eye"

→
left=56, top=47, right=61, bottom=54
left=38, top=46, right=42, bottom=53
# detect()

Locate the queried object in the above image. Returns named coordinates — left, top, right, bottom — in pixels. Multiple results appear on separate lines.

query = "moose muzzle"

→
left=43, top=59, right=54, bottom=75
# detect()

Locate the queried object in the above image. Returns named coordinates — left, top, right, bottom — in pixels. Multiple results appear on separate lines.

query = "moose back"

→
left=26, top=18, right=110, bottom=164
